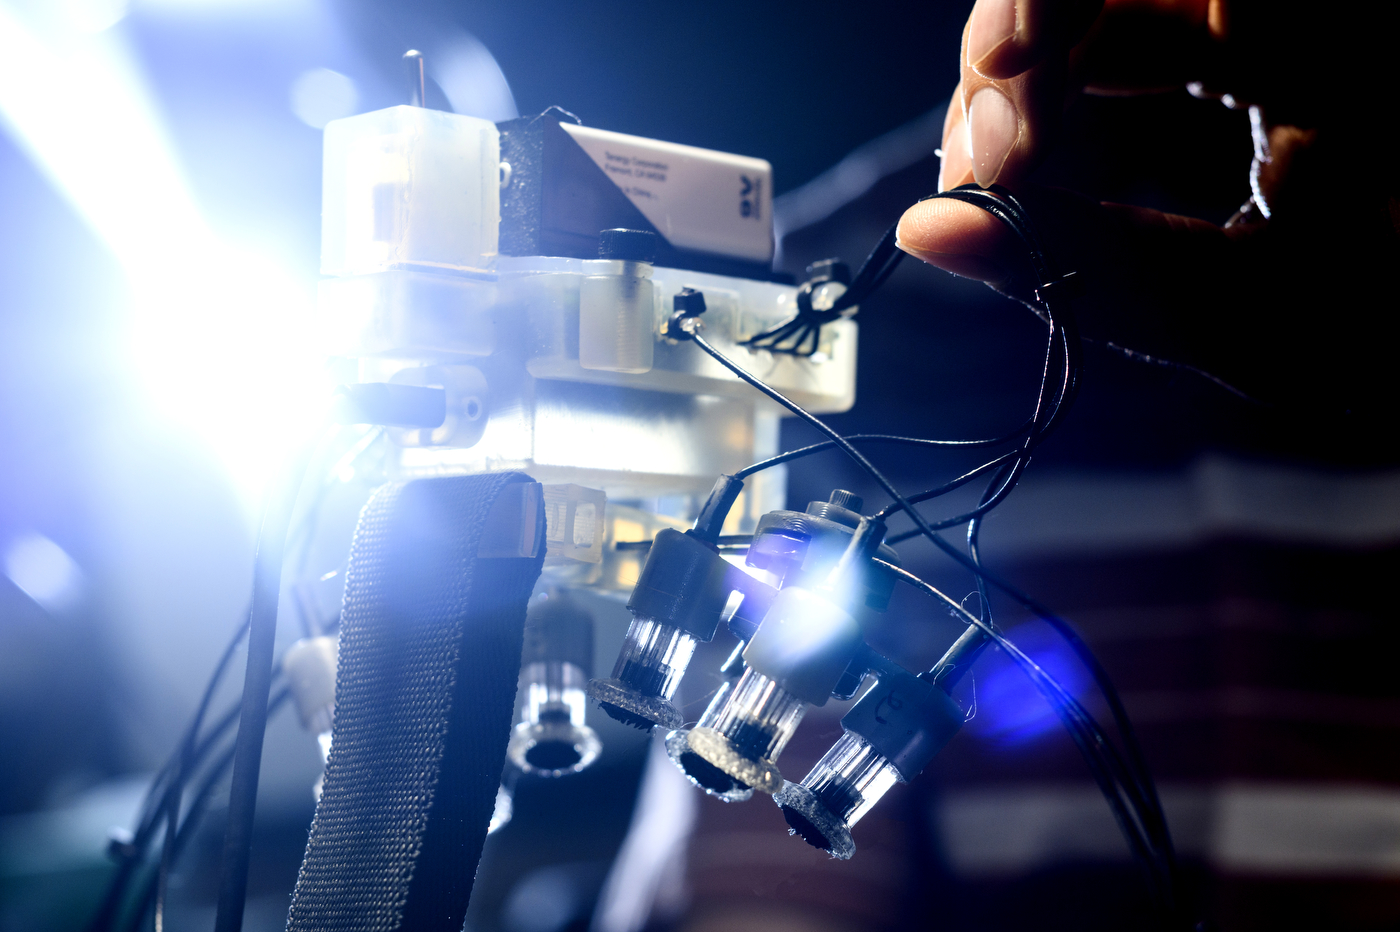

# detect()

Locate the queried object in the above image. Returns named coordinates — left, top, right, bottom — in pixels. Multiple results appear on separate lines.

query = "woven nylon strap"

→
left=287, top=473, right=545, bottom=932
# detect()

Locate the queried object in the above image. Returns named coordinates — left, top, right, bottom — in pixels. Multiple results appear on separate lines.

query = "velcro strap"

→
left=287, top=473, right=545, bottom=932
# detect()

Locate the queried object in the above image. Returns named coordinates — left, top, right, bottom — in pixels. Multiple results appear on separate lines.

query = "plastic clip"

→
left=667, top=287, right=707, bottom=340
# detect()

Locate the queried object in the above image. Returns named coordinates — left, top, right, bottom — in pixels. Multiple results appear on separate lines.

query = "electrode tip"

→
left=402, top=50, right=425, bottom=107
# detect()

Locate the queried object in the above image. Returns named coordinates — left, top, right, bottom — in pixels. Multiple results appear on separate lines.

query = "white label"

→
left=560, top=122, right=773, bottom=264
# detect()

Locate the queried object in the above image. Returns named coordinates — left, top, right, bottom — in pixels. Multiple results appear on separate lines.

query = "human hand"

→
left=893, top=0, right=1398, bottom=412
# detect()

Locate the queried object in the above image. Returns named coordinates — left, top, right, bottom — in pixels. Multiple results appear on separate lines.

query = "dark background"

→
left=3, top=2, right=1395, bottom=931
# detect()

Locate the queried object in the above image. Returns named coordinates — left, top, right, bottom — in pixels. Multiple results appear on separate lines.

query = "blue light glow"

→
left=964, top=620, right=1093, bottom=746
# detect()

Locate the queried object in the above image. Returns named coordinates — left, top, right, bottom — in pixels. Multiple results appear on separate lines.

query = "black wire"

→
left=285, top=426, right=385, bottom=637
left=626, top=401, right=1175, bottom=910
left=967, top=464, right=1015, bottom=629
left=945, top=464, right=1177, bottom=900
left=722, top=192, right=1133, bottom=804
left=874, top=450, right=1024, bottom=524
left=94, top=426, right=367, bottom=932
left=214, top=434, right=320, bottom=932
left=124, top=675, right=275, bottom=869
left=893, top=525, right=1180, bottom=890
left=688, top=331, right=932, bottom=536
left=688, top=325, right=1178, bottom=897
left=124, top=689, right=292, bottom=932
left=692, top=186, right=1179, bottom=909
left=685, top=187, right=1077, bottom=643
left=153, top=619, right=259, bottom=932
left=90, top=678, right=280, bottom=932
left=695, top=523, right=1173, bottom=902
left=851, top=187, right=1078, bottom=534
left=1100, top=340, right=1266, bottom=405
left=733, top=428, right=1030, bottom=480
left=833, top=219, right=906, bottom=313
left=742, top=217, right=908, bottom=355
left=709, top=527, right=1172, bottom=888
left=103, top=425, right=379, bottom=932
left=86, top=619, right=251, bottom=932
left=153, top=775, right=178, bottom=932
left=880, top=559, right=1176, bottom=909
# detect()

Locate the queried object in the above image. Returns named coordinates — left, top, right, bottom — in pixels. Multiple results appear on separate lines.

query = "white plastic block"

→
left=560, top=123, right=773, bottom=263
left=579, top=259, right=655, bottom=374
left=543, top=484, right=608, bottom=565
left=322, top=105, right=500, bottom=276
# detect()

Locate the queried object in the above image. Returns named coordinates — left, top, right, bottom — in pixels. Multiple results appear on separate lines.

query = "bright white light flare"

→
left=0, top=4, right=327, bottom=513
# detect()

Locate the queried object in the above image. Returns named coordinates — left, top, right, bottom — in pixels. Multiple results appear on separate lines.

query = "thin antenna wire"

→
left=403, top=50, right=425, bottom=107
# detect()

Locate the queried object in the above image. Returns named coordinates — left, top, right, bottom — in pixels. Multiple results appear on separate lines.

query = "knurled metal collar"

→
left=664, top=728, right=755, bottom=803
left=586, top=678, right=683, bottom=731
left=507, top=720, right=601, bottom=778
left=686, top=726, right=784, bottom=794
left=774, top=781, right=856, bottom=860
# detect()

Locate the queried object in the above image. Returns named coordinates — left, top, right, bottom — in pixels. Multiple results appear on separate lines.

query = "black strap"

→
left=287, top=473, right=545, bottom=932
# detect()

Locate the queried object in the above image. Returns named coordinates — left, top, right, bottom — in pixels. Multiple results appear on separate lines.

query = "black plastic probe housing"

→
left=691, top=474, right=744, bottom=544
left=747, top=491, right=900, bottom=610
left=627, top=528, right=776, bottom=642
left=522, top=595, right=594, bottom=675
left=741, top=587, right=863, bottom=706
left=841, top=667, right=964, bottom=781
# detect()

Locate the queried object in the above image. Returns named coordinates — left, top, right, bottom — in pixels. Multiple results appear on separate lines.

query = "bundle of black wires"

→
left=740, top=214, right=909, bottom=356
left=86, top=426, right=384, bottom=932
left=671, top=184, right=1184, bottom=922
left=84, top=614, right=292, bottom=932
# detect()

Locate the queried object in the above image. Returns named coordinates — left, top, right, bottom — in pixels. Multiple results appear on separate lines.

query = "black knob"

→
left=599, top=228, right=659, bottom=262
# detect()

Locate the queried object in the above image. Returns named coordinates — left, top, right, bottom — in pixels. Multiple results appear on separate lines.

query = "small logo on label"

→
left=740, top=174, right=762, bottom=220
left=874, top=690, right=905, bottom=725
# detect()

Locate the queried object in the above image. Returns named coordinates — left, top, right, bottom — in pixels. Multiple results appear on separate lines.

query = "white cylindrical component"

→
left=772, top=730, right=901, bottom=860
left=508, top=661, right=601, bottom=777
left=706, top=667, right=806, bottom=764
left=579, top=259, right=655, bottom=374
left=588, top=615, right=696, bottom=731
left=609, top=616, right=696, bottom=703
left=801, top=731, right=900, bottom=830
left=684, top=667, right=807, bottom=794
left=522, top=660, right=590, bottom=727
left=321, top=105, right=500, bottom=276
left=664, top=676, right=758, bottom=802
left=282, top=635, right=339, bottom=736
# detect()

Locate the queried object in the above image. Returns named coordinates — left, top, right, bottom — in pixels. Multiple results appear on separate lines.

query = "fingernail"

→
left=967, top=0, right=1017, bottom=72
left=968, top=86, right=1018, bottom=188
left=938, top=118, right=973, bottom=192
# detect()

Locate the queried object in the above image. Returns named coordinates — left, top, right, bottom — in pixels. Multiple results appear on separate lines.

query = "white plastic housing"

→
left=322, top=105, right=500, bottom=276
left=542, top=484, right=607, bottom=565
left=282, top=635, right=338, bottom=735
left=319, top=112, right=855, bottom=529
left=559, top=122, right=774, bottom=263
left=803, top=731, right=900, bottom=829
